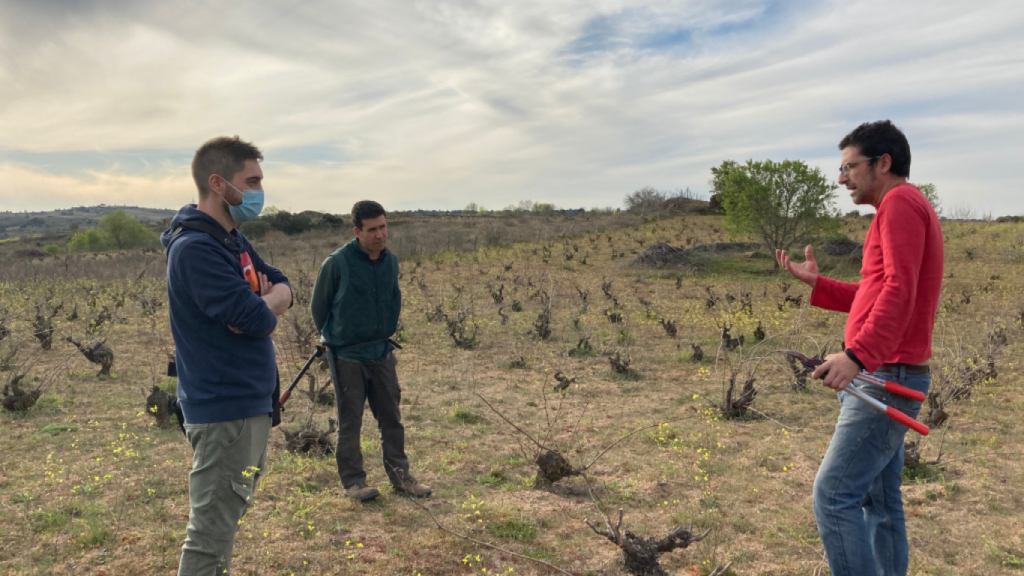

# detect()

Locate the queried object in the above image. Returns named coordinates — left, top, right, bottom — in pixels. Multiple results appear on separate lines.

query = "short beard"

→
left=852, top=172, right=877, bottom=205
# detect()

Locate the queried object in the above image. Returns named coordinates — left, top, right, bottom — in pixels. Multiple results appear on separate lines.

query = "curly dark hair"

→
left=192, top=136, right=263, bottom=199
left=838, top=120, right=911, bottom=178
left=351, top=200, right=387, bottom=230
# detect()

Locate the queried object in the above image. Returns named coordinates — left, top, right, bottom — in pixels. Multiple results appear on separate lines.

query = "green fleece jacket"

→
left=310, top=239, right=401, bottom=364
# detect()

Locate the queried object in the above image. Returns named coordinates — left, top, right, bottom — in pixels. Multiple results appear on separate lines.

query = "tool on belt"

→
left=782, top=350, right=929, bottom=436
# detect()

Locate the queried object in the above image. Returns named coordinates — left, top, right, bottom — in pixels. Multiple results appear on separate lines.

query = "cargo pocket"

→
left=231, top=476, right=255, bottom=507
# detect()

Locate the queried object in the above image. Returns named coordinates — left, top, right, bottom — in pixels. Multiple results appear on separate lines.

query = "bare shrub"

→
left=444, top=306, right=479, bottom=350
left=145, top=385, right=175, bottom=429
left=720, top=371, right=757, bottom=419
left=658, top=318, right=677, bottom=338
left=585, top=509, right=731, bottom=576
left=624, top=186, right=667, bottom=213
left=65, top=336, right=114, bottom=377
left=33, top=301, right=63, bottom=351
left=690, top=344, right=704, bottom=363
left=283, top=418, right=337, bottom=455
left=533, top=291, right=552, bottom=340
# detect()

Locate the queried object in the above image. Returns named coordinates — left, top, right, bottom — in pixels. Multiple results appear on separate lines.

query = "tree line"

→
left=43, top=159, right=954, bottom=255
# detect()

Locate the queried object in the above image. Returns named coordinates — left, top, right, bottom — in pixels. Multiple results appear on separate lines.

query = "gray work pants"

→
left=329, top=352, right=412, bottom=487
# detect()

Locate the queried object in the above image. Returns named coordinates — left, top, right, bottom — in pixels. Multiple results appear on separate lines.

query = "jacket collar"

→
left=347, top=237, right=389, bottom=262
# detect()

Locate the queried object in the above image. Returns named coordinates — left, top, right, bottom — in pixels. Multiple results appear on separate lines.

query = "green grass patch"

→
left=157, top=379, right=177, bottom=395
left=39, top=422, right=78, bottom=436
left=903, top=461, right=944, bottom=482
left=298, top=481, right=324, bottom=493
left=611, top=369, right=644, bottom=382
left=486, top=518, right=536, bottom=541
left=448, top=404, right=482, bottom=425
left=77, top=517, right=112, bottom=547
left=32, top=509, right=72, bottom=534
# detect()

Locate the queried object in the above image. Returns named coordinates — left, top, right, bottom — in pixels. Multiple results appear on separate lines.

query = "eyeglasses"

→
left=839, top=156, right=881, bottom=176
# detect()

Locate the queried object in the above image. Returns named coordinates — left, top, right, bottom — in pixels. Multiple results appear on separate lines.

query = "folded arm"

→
left=249, top=248, right=292, bottom=316
left=175, top=240, right=278, bottom=338
left=310, top=255, right=346, bottom=334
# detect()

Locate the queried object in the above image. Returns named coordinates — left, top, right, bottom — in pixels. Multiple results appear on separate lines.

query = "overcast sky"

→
left=1, top=0, right=1021, bottom=216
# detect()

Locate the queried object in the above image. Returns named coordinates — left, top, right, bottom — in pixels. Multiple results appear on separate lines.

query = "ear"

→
left=207, top=174, right=226, bottom=197
left=353, top=226, right=361, bottom=238
left=877, top=154, right=893, bottom=175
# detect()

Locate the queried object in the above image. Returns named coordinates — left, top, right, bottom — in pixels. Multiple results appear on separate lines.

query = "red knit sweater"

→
left=810, top=183, right=944, bottom=373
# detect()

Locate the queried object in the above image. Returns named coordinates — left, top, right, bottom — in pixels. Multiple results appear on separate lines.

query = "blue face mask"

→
left=221, top=179, right=265, bottom=224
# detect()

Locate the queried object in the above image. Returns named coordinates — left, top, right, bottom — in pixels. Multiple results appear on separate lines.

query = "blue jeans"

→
left=813, top=367, right=929, bottom=576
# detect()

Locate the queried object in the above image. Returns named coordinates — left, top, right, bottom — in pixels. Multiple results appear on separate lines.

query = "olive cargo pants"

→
left=178, top=414, right=270, bottom=576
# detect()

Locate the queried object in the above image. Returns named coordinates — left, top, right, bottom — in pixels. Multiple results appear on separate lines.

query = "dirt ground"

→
left=1, top=213, right=1022, bottom=575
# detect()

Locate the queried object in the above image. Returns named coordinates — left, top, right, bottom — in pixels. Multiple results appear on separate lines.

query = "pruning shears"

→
left=279, top=346, right=325, bottom=406
left=782, top=350, right=929, bottom=436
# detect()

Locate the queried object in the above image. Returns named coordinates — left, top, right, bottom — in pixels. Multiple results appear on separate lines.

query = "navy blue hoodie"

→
left=161, top=205, right=290, bottom=424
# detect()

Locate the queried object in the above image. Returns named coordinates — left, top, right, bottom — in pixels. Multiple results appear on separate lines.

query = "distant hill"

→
left=0, top=205, right=177, bottom=239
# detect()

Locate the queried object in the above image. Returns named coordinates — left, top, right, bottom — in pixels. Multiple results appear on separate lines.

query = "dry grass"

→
left=1, top=214, right=1022, bottom=575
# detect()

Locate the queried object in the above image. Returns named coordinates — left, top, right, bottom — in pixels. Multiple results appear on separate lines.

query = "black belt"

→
left=878, top=363, right=929, bottom=375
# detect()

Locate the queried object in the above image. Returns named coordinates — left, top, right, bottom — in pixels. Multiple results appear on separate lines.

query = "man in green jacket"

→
left=310, top=200, right=431, bottom=501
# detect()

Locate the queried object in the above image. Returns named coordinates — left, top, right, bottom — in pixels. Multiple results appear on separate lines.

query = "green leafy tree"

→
left=67, top=229, right=114, bottom=252
left=531, top=203, right=556, bottom=216
left=43, top=244, right=62, bottom=256
left=720, top=159, right=840, bottom=269
left=98, top=210, right=158, bottom=249
left=915, top=183, right=941, bottom=216
left=708, top=160, right=740, bottom=214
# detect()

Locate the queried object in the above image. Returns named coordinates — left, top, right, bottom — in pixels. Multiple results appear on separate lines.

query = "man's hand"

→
left=775, top=245, right=819, bottom=288
left=812, top=352, right=861, bottom=392
left=261, top=274, right=292, bottom=317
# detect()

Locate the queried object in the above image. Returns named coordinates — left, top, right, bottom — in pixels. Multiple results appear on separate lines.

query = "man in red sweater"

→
left=776, top=120, right=942, bottom=576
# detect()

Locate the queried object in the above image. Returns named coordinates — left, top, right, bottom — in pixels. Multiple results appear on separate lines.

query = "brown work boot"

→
left=393, top=478, right=432, bottom=498
left=344, top=483, right=380, bottom=502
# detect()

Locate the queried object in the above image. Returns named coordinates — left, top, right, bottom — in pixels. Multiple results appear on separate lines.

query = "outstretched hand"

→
left=775, top=245, right=819, bottom=288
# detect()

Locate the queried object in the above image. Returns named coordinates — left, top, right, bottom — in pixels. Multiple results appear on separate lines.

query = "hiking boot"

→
left=345, top=483, right=380, bottom=502
left=393, top=478, right=432, bottom=498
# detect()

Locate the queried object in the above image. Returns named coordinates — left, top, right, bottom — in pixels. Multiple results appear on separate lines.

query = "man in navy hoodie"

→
left=162, top=136, right=291, bottom=576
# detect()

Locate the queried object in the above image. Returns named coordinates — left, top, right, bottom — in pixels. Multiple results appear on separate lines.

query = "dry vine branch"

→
left=581, top=475, right=730, bottom=576
left=476, top=392, right=698, bottom=485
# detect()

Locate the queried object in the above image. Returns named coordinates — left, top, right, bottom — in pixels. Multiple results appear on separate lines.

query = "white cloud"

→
left=0, top=0, right=1022, bottom=215
left=0, top=162, right=193, bottom=211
